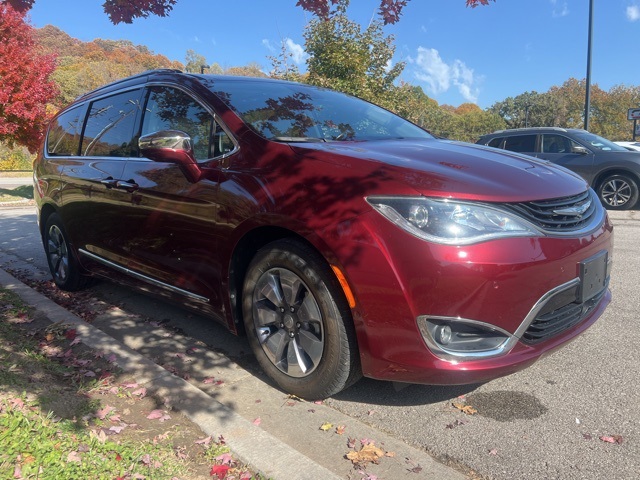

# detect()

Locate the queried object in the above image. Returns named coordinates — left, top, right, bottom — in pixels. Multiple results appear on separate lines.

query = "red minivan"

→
left=34, top=70, right=612, bottom=399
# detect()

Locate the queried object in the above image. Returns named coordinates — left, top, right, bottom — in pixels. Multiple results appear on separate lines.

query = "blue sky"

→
left=28, top=0, right=640, bottom=109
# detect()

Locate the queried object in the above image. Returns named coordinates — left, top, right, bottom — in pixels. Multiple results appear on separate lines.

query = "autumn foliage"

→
left=0, top=4, right=57, bottom=152
left=5, top=0, right=495, bottom=25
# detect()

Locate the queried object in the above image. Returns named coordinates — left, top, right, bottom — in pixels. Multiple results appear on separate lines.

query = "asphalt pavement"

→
left=1, top=205, right=638, bottom=480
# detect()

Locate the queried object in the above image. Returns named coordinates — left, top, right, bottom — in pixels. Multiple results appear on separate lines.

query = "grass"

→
left=0, top=287, right=266, bottom=480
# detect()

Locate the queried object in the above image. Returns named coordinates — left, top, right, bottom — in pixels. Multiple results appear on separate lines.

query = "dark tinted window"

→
left=47, top=106, right=84, bottom=156
left=142, top=86, right=214, bottom=161
left=82, top=89, right=142, bottom=158
left=504, top=135, right=536, bottom=153
left=541, top=134, right=573, bottom=153
left=487, top=137, right=503, bottom=148
left=202, top=78, right=432, bottom=142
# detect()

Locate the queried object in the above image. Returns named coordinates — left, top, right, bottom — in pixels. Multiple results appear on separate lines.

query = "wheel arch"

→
left=227, top=225, right=350, bottom=336
left=593, top=168, right=640, bottom=191
left=38, top=203, right=58, bottom=239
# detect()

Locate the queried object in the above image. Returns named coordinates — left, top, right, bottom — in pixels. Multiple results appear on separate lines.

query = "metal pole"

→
left=584, top=0, right=594, bottom=131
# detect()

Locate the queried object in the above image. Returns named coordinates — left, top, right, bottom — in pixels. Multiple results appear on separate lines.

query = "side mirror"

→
left=139, top=130, right=202, bottom=182
left=571, top=145, right=589, bottom=155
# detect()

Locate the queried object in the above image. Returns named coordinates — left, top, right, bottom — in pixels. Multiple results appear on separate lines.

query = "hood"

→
left=290, top=138, right=589, bottom=203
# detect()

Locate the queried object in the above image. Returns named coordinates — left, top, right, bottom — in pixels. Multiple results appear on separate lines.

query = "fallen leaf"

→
left=253, top=417, right=261, bottom=426
left=210, top=464, right=230, bottom=479
left=347, top=437, right=356, bottom=448
left=147, top=410, right=171, bottom=422
left=109, top=425, right=125, bottom=434
left=336, top=425, right=346, bottom=435
left=203, top=377, right=216, bottom=384
left=132, top=387, right=147, bottom=398
left=346, top=443, right=385, bottom=465
left=408, top=465, right=423, bottom=474
left=488, top=449, right=498, bottom=455
left=195, top=436, right=212, bottom=447
left=320, top=422, right=333, bottom=431
left=452, top=401, right=477, bottom=415
left=66, top=451, right=81, bottom=463
left=96, top=405, right=115, bottom=420
left=216, top=453, right=233, bottom=465
left=599, top=435, right=623, bottom=445
left=65, top=329, right=77, bottom=340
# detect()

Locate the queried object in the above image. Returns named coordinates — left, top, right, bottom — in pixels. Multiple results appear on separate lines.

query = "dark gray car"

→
left=477, top=127, right=640, bottom=210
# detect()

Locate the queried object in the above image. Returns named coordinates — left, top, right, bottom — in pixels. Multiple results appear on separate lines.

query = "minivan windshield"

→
left=201, top=77, right=433, bottom=142
left=573, top=131, right=629, bottom=152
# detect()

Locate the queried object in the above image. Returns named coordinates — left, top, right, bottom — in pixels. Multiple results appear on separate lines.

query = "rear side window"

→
left=504, top=135, right=536, bottom=153
left=47, top=106, right=84, bottom=156
left=141, top=86, right=214, bottom=161
left=82, top=89, right=143, bottom=157
left=487, top=137, right=503, bottom=148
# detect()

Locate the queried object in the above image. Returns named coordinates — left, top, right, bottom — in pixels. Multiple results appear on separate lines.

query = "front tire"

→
left=43, top=213, right=91, bottom=291
left=242, top=239, right=360, bottom=399
left=597, top=174, right=639, bottom=210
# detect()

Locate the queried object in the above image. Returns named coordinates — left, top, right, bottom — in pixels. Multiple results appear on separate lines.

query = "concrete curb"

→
left=0, top=268, right=341, bottom=480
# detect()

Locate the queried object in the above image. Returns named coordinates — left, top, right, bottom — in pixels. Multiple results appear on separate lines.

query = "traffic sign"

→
left=628, top=108, right=640, bottom=120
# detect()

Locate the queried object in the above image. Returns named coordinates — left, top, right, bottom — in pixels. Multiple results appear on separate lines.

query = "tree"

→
left=0, top=4, right=57, bottom=152
left=4, top=0, right=495, bottom=24
left=303, top=0, right=404, bottom=105
left=184, top=49, right=208, bottom=73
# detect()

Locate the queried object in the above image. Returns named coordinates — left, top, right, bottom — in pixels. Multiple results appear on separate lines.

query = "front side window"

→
left=202, top=78, right=433, bottom=142
left=504, top=135, right=536, bottom=153
left=82, top=89, right=143, bottom=158
left=541, top=134, right=573, bottom=154
left=47, top=106, right=84, bottom=156
left=142, top=86, right=214, bottom=161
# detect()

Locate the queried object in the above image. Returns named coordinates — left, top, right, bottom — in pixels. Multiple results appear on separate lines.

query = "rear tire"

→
left=597, top=174, right=639, bottom=210
left=242, top=239, right=361, bottom=399
left=43, top=213, right=91, bottom=291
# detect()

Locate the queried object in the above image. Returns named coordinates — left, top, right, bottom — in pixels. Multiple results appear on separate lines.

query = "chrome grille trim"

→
left=502, top=189, right=605, bottom=236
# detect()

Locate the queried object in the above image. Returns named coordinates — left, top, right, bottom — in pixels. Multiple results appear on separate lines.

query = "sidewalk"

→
left=0, top=267, right=468, bottom=480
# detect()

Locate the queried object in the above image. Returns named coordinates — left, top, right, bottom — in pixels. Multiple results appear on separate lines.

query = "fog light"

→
left=436, top=325, right=452, bottom=345
left=417, top=316, right=513, bottom=361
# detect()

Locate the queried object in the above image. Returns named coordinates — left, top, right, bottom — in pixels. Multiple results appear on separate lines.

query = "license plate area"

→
left=578, top=251, right=608, bottom=303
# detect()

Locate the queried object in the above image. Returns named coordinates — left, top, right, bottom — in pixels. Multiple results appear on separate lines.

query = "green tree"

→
left=184, top=49, right=208, bottom=73
left=303, top=0, right=404, bottom=106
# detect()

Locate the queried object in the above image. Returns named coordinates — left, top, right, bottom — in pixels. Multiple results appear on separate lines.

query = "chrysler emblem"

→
left=553, top=200, right=591, bottom=217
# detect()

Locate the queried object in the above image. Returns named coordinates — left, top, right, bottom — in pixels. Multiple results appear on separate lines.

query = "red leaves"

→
left=0, top=3, right=57, bottom=152
left=102, top=0, right=177, bottom=24
left=210, top=464, right=230, bottom=479
left=466, top=0, right=496, bottom=7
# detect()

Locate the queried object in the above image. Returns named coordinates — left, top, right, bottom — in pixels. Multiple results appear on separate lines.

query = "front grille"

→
left=504, top=190, right=599, bottom=233
left=522, top=280, right=608, bottom=344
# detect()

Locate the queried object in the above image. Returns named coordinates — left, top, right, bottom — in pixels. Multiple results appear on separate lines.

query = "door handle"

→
left=100, top=177, right=117, bottom=188
left=115, top=180, right=139, bottom=192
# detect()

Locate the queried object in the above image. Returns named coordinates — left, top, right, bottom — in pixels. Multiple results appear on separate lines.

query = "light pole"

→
left=584, top=0, right=594, bottom=131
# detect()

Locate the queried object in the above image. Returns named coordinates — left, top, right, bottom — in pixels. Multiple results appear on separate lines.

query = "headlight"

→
left=367, top=196, right=541, bottom=245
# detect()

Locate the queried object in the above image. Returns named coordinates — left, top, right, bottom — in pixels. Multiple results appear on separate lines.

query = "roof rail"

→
left=490, top=126, right=589, bottom=134
left=75, top=69, right=184, bottom=101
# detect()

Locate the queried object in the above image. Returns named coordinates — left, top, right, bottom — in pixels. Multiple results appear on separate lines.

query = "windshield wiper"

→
left=272, top=136, right=327, bottom=143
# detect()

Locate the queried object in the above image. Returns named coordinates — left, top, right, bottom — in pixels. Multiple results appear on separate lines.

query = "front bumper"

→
left=326, top=209, right=613, bottom=385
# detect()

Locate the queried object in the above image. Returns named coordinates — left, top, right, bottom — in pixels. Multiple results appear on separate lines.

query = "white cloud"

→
left=413, top=47, right=481, bottom=103
left=550, top=0, right=569, bottom=17
left=262, top=39, right=276, bottom=52
left=285, top=38, right=308, bottom=65
left=627, top=5, right=640, bottom=21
